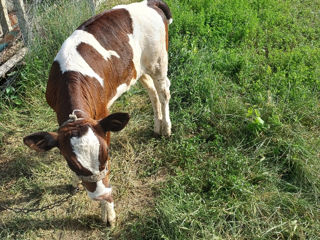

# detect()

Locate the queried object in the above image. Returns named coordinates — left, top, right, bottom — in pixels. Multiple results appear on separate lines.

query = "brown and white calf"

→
left=23, top=0, right=172, bottom=226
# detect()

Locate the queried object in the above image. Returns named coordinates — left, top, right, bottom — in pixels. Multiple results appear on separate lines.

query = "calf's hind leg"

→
left=151, top=75, right=171, bottom=136
left=140, top=74, right=162, bottom=135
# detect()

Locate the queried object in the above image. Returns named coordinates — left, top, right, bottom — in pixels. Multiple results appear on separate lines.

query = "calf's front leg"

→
left=100, top=200, right=116, bottom=227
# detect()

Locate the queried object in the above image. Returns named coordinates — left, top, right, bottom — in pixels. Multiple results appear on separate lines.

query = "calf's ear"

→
left=23, top=132, right=58, bottom=152
left=99, top=112, right=130, bottom=132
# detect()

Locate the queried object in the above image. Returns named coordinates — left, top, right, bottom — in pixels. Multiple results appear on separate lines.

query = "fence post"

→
left=13, top=0, right=30, bottom=46
left=0, top=0, right=12, bottom=35
left=88, top=0, right=95, bottom=15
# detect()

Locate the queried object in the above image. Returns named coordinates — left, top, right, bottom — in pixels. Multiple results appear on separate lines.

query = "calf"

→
left=23, top=0, right=172, bottom=226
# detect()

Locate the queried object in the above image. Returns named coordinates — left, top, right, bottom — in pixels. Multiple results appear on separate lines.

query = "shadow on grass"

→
left=0, top=196, right=39, bottom=212
left=126, top=127, right=157, bottom=143
left=0, top=213, right=168, bottom=239
left=0, top=184, right=77, bottom=213
left=0, top=147, right=76, bottom=214
left=111, top=127, right=161, bottom=153
left=0, top=214, right=107, bottom=232
left=0, top=150, right=56, bottom=182
left=0, top=139, right=64, bottom=184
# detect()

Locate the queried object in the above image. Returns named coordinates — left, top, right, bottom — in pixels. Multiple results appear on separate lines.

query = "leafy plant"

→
left=246, top=107, right=266, bottom=134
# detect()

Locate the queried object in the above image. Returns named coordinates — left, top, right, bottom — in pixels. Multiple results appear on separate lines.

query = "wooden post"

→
left=13, top=0, right=30, bottom=45
left=87, top=0, right=107, bottom=15
left=0, top=0, right=12, bottom=35
left=0, top=47, right=27, bottom=78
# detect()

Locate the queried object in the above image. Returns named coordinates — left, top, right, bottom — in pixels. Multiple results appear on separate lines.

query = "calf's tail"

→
left=148, top=0, right=173, bottom=24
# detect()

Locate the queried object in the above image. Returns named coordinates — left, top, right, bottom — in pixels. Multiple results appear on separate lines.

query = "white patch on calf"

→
left=128, top=33, right=141, bottom=80
left=71, top=129, right=112, bottom=199
left=55, top=30, right=120, bottom=86
left=106, top=201, right=116, bottom=225
left=107, top=83, right=129, bottom=109
left=115, top=1, right=167, bottom=75
left=70, top=127, right=100, bottom=174
left=113, top=1, right=171, bottom=136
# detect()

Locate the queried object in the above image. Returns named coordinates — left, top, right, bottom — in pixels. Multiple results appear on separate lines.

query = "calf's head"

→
left=23, top=113, right=129, bottom=201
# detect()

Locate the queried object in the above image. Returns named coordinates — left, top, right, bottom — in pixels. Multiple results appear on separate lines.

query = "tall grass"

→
left=21, top=0, right=93, bottom=96
left=120, top=0, right=320, bottom=239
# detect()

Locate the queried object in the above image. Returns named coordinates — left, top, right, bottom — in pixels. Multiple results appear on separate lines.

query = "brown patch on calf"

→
left=82, top=182, right=97, bottom=192
left=165, top=23, right=169, bottom=51
left=94, top=123, right=110, bottom=171
left=77, top=9, right=137, bottom=105
left=77, top=8, right=133, bottom=38
left=46, top=61, right=62, bottom=111
left=81, top=172, right=110, bottom=193
left=46, top=62, right=89, bottom=125
left=95, top=125, right=111, bottom=188
left=47, top=62, right=109, bottom=124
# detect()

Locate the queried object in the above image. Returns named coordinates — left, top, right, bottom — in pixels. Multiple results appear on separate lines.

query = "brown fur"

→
left=77, top=9, right=137, bottom=104
left=47, top=9, right=137, bottom=125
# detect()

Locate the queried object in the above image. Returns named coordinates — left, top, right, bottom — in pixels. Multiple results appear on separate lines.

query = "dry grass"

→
left=0, top=83, right=166, bottom=239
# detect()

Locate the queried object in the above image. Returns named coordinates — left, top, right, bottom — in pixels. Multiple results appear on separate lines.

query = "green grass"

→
left=1, top=0, right=320, bottom=239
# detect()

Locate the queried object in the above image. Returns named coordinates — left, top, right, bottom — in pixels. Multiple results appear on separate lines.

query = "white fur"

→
left=101, top=200, right=116, bottom=226
left=112, top=1, right=171, bottom=136
left=128, top=33, right=141, bottom=80
left=70, top=127, right=100, bottom=174
left=114, top=1, right=167, bottom=73
left=55, top=30, right=120, bottom=86
left=87, top=180, right=112, bottom=199
left=106, top=201, right=116, bottom=224
left=107, top=83, right=130, bottom=109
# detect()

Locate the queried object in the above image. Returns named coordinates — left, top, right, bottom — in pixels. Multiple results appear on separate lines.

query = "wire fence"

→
left=0, top=0, right=102, bottom=80
left=0, top=0, right=104, bottom=93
